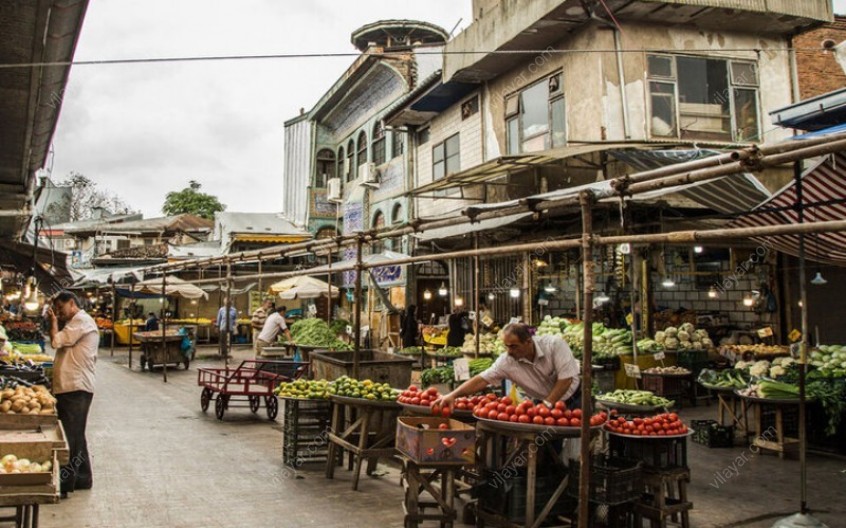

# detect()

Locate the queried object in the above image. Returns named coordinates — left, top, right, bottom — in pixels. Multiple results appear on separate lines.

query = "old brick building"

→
left=795, top=15, right=846, bottom=99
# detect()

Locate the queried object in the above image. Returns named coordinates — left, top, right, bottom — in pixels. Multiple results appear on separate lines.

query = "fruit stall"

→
left=132, top=330, right=190, bottom=371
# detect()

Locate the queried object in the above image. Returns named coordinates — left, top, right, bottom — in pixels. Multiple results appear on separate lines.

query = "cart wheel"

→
left=215, top=395, right=229, bottom=420
left=249, top=396, right=260, bottom=414
left=265, top=396, right=278, bottom=420
left=200, top=388, right=212, bottom=412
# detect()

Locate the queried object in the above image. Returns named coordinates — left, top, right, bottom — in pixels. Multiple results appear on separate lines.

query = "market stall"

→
left=133, top=330, right=189, bottom=371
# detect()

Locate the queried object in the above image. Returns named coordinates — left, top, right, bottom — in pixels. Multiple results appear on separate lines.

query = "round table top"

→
left=475, top=416, right=602, bottom=437
left=330, top=393, right=401, bottom=409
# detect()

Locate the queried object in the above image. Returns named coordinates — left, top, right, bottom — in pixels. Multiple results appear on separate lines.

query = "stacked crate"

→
left=281, top=398, right=331, bottom=467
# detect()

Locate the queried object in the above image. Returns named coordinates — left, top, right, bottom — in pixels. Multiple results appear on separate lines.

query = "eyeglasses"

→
left=504, top=343, right=521, bottom=349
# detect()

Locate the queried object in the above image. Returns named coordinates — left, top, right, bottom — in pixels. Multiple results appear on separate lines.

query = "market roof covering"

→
left=268, top=276, right=339, bottom=299
left=305, top=251, right=420, bottom=274
left=730, top=152, right=846, bottom=266
left=135, top=276, right=208, bottom=300
left=413, top=213, right=533, bottom=241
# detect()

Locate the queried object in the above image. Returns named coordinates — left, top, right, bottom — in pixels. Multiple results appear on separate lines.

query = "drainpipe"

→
left=788, top=35, right=801, bottom=104
left=614, top=27, right=631, bottom=140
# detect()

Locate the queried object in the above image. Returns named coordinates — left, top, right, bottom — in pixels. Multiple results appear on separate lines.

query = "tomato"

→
left=571, top=409, right=582, bottom=419
left=537, top=406, right=551, bottom=418
left=532, top=416, right=544, bottom=425
left=509, top=414, right=519, bottom=422
left=557, top=417, right=569, bottom=427
left=554, top=401, right=566, bottom=411
left=518, top=414, right=530, bottom=424
left=488, top=410, right=499, bottom=420
left=668, top=413, right=678, bottom=421
left=438, top=423, right=449, bottom=430
left=410, top=397, right=420, bottom=405
left=657, top=430, right=666, bottom=436
left=505, top=405, right=516, bottom=415
left=526, top=408, right=536, bottom=418
left=499, top=396, right=511, bottom=405
left=432, top=405, right=440, bottom=415
left=633, top=418, right=643, bottom=426
left=420, top=399, right=430, bottom=407
left=570, top=417, right=581, bottom=426
left=456, top=402, right=467, bottom=410
left=441, top=406, right=452, bottom=418
left=544, top=417, right=555, bottom=426
left=497, top=412, right=510, bottom=421
left=497, top=403, right=507, bottom=413
left=408, top=385, right=419, bottom=392
left=616, top=416, right=626, bottom=424
left=550, top=409, right=563, bottom=419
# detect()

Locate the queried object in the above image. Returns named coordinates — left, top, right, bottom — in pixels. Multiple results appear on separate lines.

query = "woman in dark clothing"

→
left=400, top=305, right=420, bottom=349
left=447, top=310, right=469, bottom=348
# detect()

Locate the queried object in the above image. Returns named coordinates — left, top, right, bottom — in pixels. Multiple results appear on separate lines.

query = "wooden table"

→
left=400, top=455, right=461, bottom=528
left=474, top=419, right=590, bottom=528
left=702, top=386, right=749, bottom=436
left=0, top=452, right=61, bottom=528
left=325, top=395, right=401, bottom=491
left=737, top=393, right=800, bottom=458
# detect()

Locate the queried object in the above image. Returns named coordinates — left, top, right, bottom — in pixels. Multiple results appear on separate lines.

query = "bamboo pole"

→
left=161, top=273, right=168, bottom=383
left=577, top=191, right=595, bottom=528
left=353, top=235, right=363, bottom=380
left=795, top=161, right=810, bottom=514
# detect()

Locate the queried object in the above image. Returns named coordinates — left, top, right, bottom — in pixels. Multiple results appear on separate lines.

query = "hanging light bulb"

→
left=708, top=286, right=718, bottom=299
left=661, top=276, right=675, bottom=288
left=438, top=282, right=448, bottom=297
left=23, top=278, right=40, bottom=312
left=693, top=246, right=704, bottom=254
left=742, top=293, right=754, bottom=307
left=487, top=292, right=495, bottom=301
left=544, top=282, right=557, bottom=293
left=811, top=272, right=828, bottom=286
left=454, top=296, right=464, bottom=307
left=509, top=288, right=520, bottom=299
left=423, top=289, right=432, bottom=301
left=595, top=292, right=610, bottom=303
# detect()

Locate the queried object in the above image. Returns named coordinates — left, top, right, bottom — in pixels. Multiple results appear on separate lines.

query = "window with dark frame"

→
left=336, top=146, right=345, bottom=180
left=418, top=126, right=430, bottom=145
left=314, top=148, right=335, bottom=188
left=372, top=122, right=386, bottom=166
left=346, top=139, right=355, bottom=182
left=647, top=54, right=760, bottom=142
left=505, top=73, right=566, bottom=155
left=371, top=210, right=385, bottom=254
left=391, top=130, right=404, bottom=159
left=433, top=133, right=460, bottom=182
left=461, top=96, right=479, bottom=120
left=357, top=131, right=368, bottom=168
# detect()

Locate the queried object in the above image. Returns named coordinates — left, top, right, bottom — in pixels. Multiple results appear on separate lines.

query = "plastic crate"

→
left=609, top=434, right=688, bottom=470
left=478, top=467, right=576, bottom=523
left=594, top=370, right=617, bottom=394
left=280, top=399, right=332, bottom=466
left=642, top=374, right=686, bottom=400
left=395, top=417, right=475, bottom=464
left=567, top=458, right=643, bottom=506
left=597, top=356, right=621, bottom=372
left=677, top=349, right=709, bottom=375
left=760, top=405, right=799, bottom=437
left=691, top=420, right=734, bottom=448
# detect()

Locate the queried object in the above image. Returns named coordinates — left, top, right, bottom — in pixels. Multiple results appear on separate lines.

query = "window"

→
left=391, top=203, right=403, bottom=224
left=357, top=131, right=368, bottom=167
left=346, top=139, right=355, bottom=182
left=337, top=146, right=345, bottom=180
left=315, top=149, right=335, bottom=188
left=505, top=73, right=566, bottom=154
left=433, top=133, right=460, bottom=181
left=418, top=127, right=430, bottom=145
left=371, top=211, right=385, bottom=254
left=647, top=54, right=760, bottom=142
left=372, top=122, right=386, bottom=166
left=391, top=130, right=404, bottom=159
left=461, top=96, right=479, bottom=120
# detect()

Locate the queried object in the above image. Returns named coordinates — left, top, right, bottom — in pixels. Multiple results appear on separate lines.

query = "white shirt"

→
left=51, top=310, right=99, bottom=394
left=480, top=335, right=580, bottom=401
left=257, top=312, right=288, bottom=343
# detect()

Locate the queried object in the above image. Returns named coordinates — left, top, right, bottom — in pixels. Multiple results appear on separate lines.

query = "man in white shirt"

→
left=255, top=306, right=295, bottom=357
left=47, top=291, right=99, bottom=497
left=433, top=323, right=581, bottom=410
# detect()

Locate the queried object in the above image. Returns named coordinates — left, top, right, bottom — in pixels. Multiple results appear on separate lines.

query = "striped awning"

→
left=730, top=153, right=846, bottom=266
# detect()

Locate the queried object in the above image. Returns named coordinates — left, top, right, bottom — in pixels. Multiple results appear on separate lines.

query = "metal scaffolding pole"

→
left=577, top=191, right=595, bottom=528
left=474, top=234, right=480, bottom=359
left=161, top=273, right=168, bottom=383
left=353, top=235, right=364, bottom=380
left=110, top=281, right=116, bottom=357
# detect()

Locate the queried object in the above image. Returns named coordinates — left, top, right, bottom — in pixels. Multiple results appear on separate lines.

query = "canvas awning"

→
left=135, top=276, right=208, bottom=300
left=268, top=276, right=339, bottom=299
left=730, top=152, right=846, bottom=266
left=414, top=213, right=533, bottom=241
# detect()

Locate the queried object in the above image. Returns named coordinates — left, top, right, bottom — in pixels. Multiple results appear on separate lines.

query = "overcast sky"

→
left=52, top=1, right=845, bottom=219
left=51, top=1, right=472, bottom=219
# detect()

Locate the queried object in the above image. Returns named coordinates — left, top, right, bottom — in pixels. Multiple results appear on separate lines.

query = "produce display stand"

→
left=399, top=455, right=460, bottom=528
left=133, top=331, right=188, bottom=372
left=700, top=384, right=748, bottom=436
left=641, top=372, right=693, bottom=407
left=324, top=394, right=401, bottom=491
left=196, top=360, right=288, bottom=420
left=734, top=392, right=800, bottom=458
left=474, top=418, right=601, bottom=528
left=594, top=400, right=668, bottom=416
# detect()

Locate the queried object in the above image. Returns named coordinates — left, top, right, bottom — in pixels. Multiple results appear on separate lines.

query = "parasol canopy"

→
left=269, top=275, right=339, bottom=299
left=135, top=276, right=208, bottom=300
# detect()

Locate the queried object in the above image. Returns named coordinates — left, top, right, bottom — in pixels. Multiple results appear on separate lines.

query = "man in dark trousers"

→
left=46, top=291, right=98, bottom=498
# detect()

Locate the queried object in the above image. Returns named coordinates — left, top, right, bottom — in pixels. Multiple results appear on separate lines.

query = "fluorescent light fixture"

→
left=544, top=283, right=557, bottom=293
left=661, top=277, right=675, bottom=288
left=509, top=288, right=520, bottom=299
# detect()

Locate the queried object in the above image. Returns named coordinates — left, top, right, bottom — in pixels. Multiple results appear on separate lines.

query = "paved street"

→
left=25, top=346, right=846, bottom=528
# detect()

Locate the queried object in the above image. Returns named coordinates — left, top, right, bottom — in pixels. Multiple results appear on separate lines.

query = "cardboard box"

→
left=396, top=416, right=475, bottom=465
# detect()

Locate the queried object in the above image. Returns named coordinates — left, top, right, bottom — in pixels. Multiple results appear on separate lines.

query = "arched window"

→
left=337, top=146, right=345, bottom=180
left=315, top=149, right=335, bottom=188
left=346, top=139, right=355, bottom=182
left=391, top=130, right=404, bottom=159
left=391, top=203, right=403, bottom=224
left=357, top=131, right=368, bottom=168
left=372, top=122, right=386, bottom=166
left=371, top=211, right=385, bottom=254
left=315, top=227, right=337, bottom=240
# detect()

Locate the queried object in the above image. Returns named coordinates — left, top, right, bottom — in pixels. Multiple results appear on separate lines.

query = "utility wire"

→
left=0, top=47, right=826, bottom=70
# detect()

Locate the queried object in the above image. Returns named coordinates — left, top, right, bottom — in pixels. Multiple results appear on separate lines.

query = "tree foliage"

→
left=162, top=180, right=226, bottom=220
left=52, top=172, right=136, bottom=222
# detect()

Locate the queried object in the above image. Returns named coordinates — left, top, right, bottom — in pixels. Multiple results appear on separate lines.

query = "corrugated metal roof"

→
left=86, top=214, right=213, bottom=234
left=216, top=212, right=312, bottom=237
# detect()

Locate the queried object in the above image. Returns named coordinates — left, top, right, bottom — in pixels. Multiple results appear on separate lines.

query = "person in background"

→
left=144, top=312, right=159, bottom=332
left=433, top=322, right=581, bottom=410
left=214, top=299, right=238, bottom=356
left=400, top=305, right=420, bottom=349
left=447, top=309, right=469, bottom=348
left=0, top=327, right=13, bottom=358
left=250, top=298, right=273, bottom=352
left=46, top=291, right=98, bottom=498
left=255, top=305, right=295, bottom=357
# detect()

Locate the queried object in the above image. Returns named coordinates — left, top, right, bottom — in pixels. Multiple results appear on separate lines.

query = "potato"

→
left=0, top=401, right=11, bottom=413
left=11, top=401, right=25, bottom=413
left=39, top=409, right=54, bottom=415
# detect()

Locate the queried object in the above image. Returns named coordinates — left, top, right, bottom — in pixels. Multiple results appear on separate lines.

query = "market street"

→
left=28, top=346, right=846, bottom=528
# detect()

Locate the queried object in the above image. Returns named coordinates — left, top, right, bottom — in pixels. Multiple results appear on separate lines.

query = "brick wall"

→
left=795, top=16, right=846, bottom=99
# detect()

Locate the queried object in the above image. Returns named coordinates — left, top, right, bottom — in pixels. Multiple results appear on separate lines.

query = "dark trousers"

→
left=56, top=391, right=94, bottom=492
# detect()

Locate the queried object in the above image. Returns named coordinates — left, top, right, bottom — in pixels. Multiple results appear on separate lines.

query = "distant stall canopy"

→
left=731, top=152, right=846, bottom=266
left=135, top=276, right=208, bottom=299
left=269, top=276, right=339, bottom=299
left=0, top=242, right=72, bottom=296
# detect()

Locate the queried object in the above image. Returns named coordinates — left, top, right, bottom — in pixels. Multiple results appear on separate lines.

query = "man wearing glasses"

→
left=433, top=322, right=581, bottom=410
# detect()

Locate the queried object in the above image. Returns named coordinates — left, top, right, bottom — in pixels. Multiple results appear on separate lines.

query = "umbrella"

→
left=269, top=276, right=339, bottom=299
left=135, top=276, right=208, bottom=300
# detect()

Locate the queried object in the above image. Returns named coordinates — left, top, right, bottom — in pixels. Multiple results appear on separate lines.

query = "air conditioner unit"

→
left=327, top=178, right=342, bottom=202
left=359, top=162, right=379, bottom=187
left=65, top=239, right=77, bottom=249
